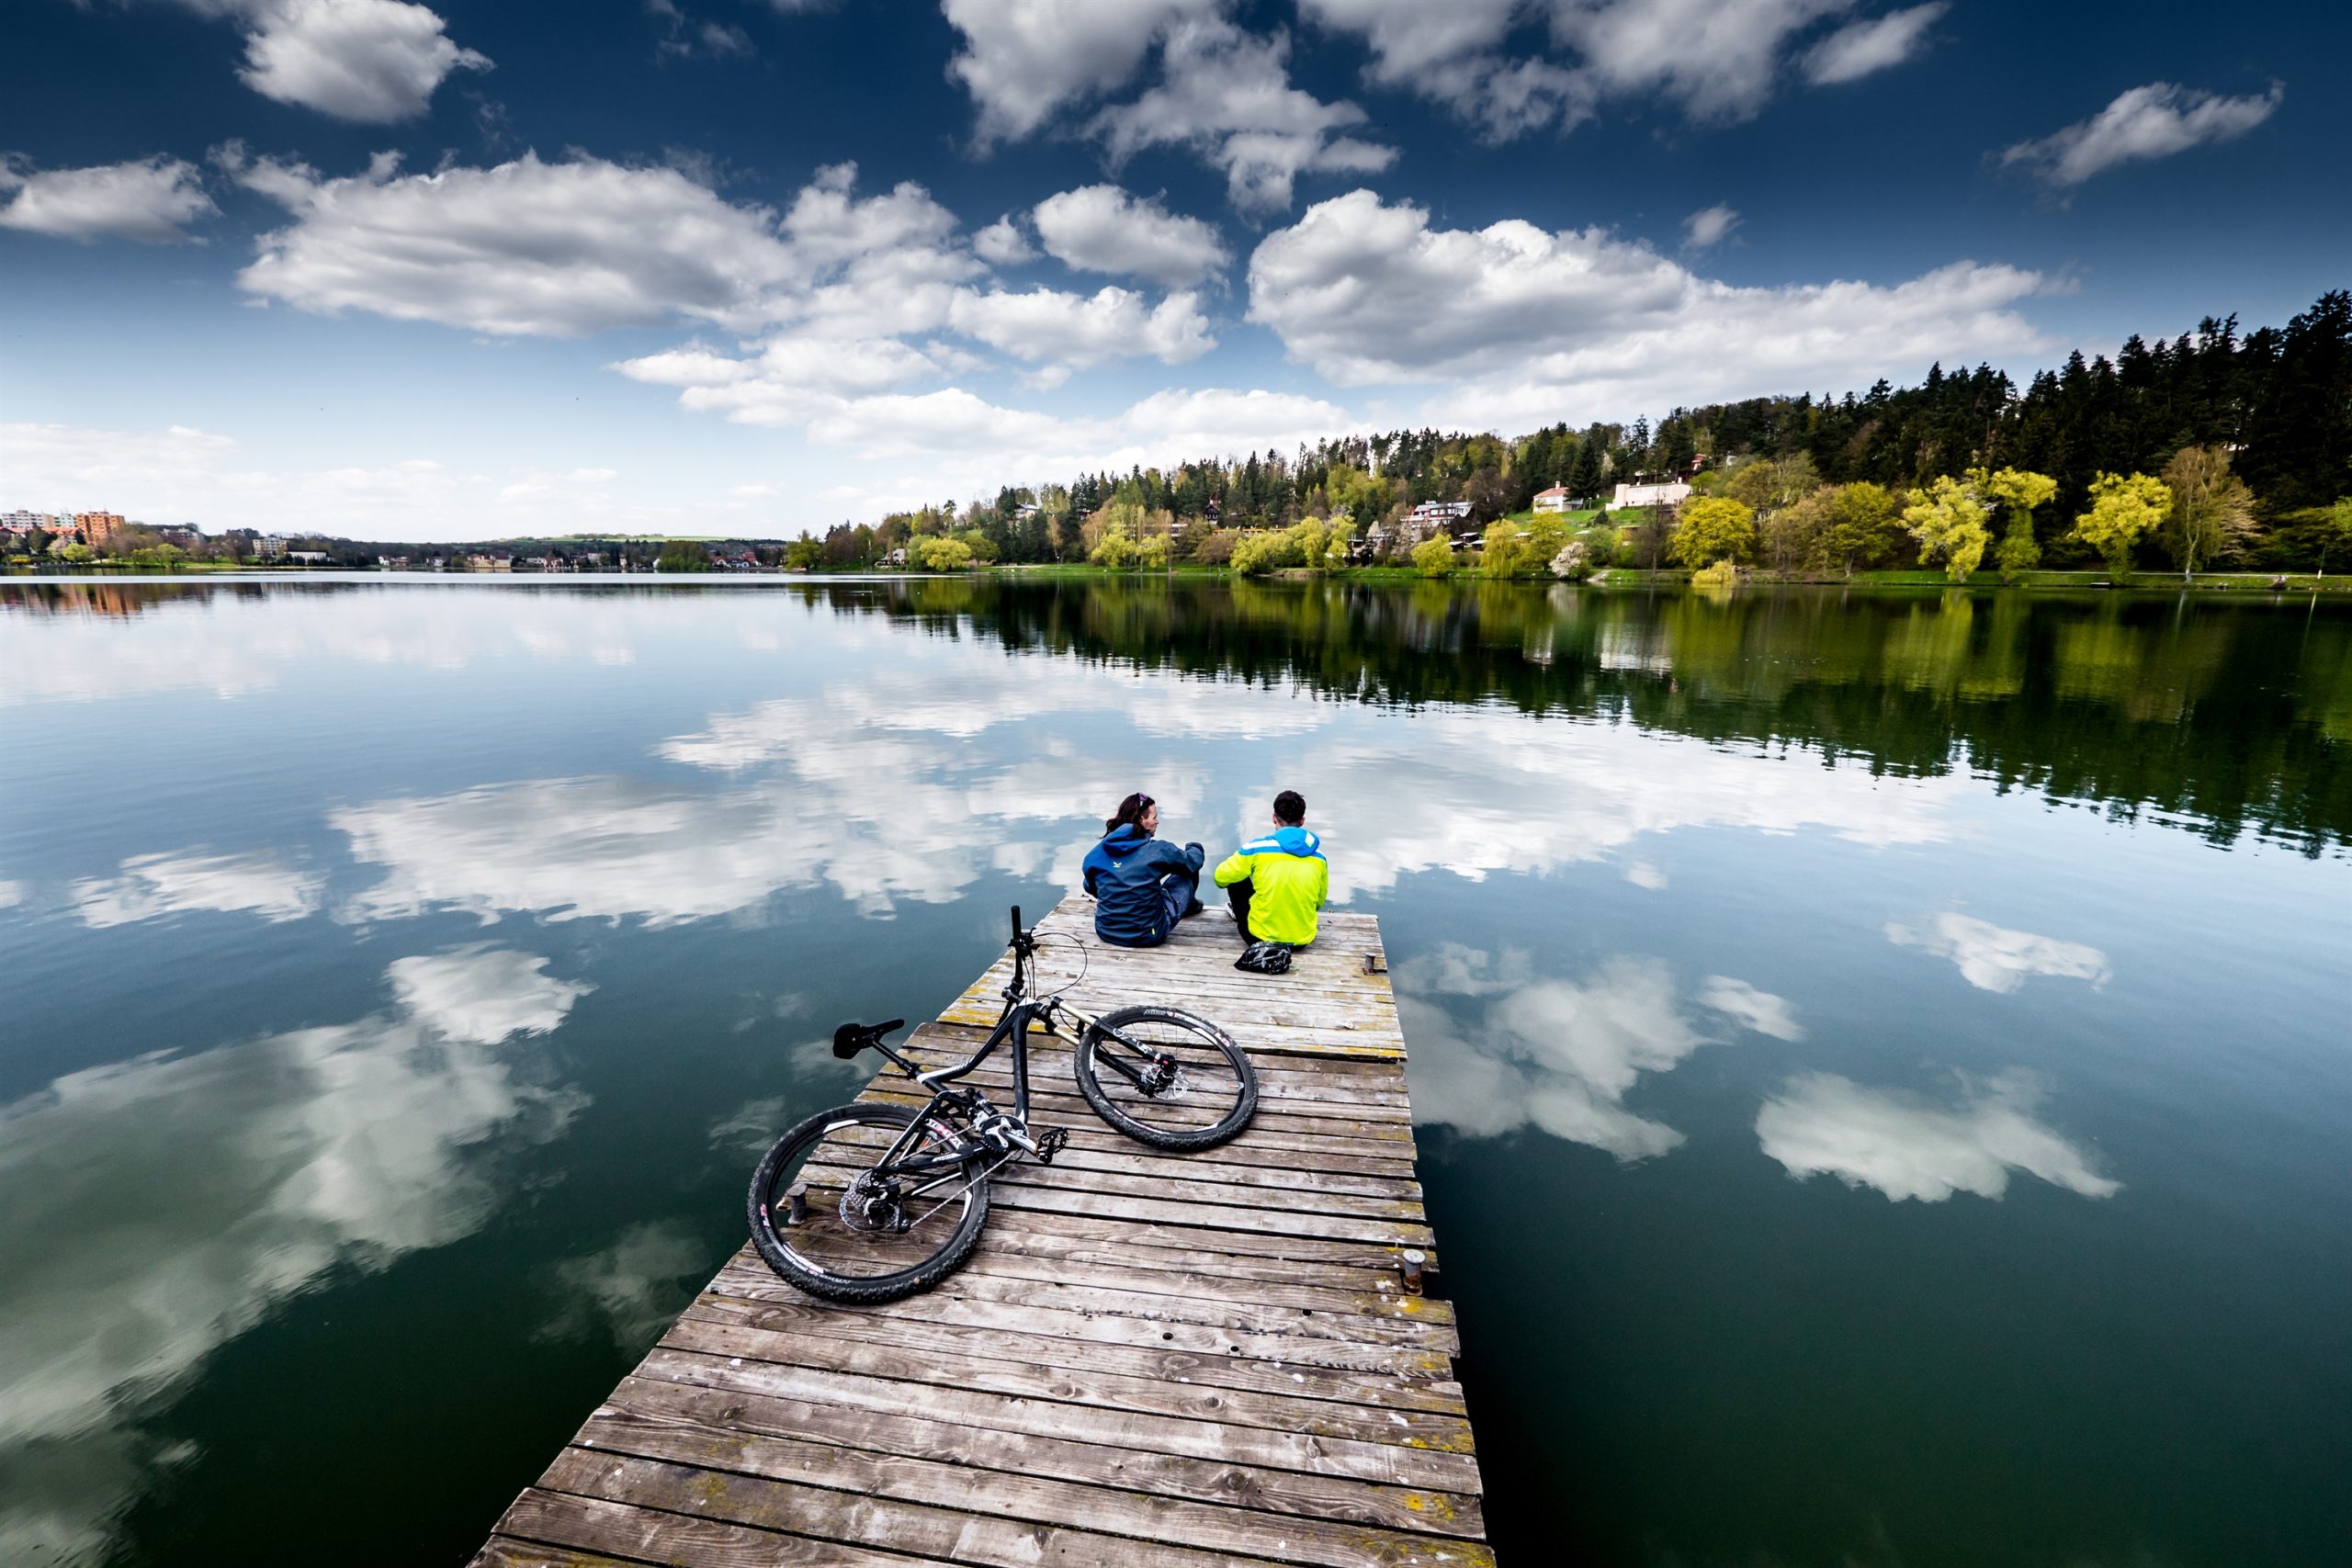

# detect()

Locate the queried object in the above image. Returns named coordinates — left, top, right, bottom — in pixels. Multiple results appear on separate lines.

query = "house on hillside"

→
left=1611, top=479, right=1691, bottom=509
left=1533, top=485, right=1573, bottom=513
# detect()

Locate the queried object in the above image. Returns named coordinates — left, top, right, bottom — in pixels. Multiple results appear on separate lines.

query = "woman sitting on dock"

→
left=1081, top=792, right=1205, bottom=948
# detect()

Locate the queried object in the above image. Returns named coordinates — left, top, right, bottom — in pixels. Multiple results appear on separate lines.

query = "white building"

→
left=1533, top=485, right=1573, bottom=513
left=1408, top=501, right=1472, bottom=525
left=1611, top=480, right=1691, bottom=510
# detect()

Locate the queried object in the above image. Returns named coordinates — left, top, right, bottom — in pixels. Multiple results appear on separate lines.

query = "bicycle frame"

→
left=854, top=908, right=1165, bottom=1190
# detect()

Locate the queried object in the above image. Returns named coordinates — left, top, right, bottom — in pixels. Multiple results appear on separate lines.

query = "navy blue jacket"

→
left=1080, top=824, right=1203, bottom=947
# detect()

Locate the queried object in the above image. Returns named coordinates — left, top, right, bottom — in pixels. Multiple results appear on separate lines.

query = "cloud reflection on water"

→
left=1401, top=946, right=1800, bottom=1161
left=71, top=851, right=323, bottom=929
left=540, top=1222, right=710, bottom=1353
left=1886, top=912, right=2111, bottom=993
left=0, top=947, right=588, bottom=1564
left=1757, top=1069, right=2120, bottom=1202
left=1297, top=710, right=1967, bottom=899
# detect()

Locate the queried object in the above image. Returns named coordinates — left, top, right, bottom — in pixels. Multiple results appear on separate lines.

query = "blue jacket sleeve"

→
left=1143, top=839, right=1202, bottom=877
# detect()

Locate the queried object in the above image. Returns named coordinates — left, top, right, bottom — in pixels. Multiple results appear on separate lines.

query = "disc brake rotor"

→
left=838, top=1170, right=901, bottom=1234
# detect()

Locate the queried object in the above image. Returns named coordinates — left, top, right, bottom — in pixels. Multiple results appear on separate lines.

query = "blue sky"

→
left=2, top=0, right=2342, bottom=541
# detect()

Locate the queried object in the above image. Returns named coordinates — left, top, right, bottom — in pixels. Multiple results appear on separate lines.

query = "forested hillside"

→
left=816, top=289, right=2348, bottom=575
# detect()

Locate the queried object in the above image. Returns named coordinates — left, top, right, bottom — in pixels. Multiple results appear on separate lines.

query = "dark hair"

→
left=1104, top=792, right=1155, bottom=835
left=1273, top=789, right=1306, bottom=825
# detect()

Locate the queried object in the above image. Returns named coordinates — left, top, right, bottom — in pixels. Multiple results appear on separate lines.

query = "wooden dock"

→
left=471, top=897, right=1490, bottom=1568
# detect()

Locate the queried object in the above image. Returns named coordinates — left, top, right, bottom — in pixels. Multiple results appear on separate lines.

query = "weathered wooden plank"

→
left=706, top=1267, right=1454, bottom=1379
left=470, top=1538, right=642, bottom=1568
left=602, top=1371, right=1487, bottom=1540
left=662, top=1314, right=1475, bottom=1451
left=951, top=1208, right=1439, bottom=1275
left=563, top=1410, right=1490, bottom=1568
left=494, top=1488, right=939, bottom=1567
left=540, top=1447, right=1338, bottom=1568
left=679, top=1293, right=1470, bottom=1417
left=673, top=1297, right=1458, bottom=1438
left=625, top=1344, right=1476, bottom=1495
left=708, top=1258, right=1457, bottom=1354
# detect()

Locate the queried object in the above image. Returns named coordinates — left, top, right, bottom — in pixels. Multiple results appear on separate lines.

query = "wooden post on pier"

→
left=471, top=897, right=1492, bottom=1568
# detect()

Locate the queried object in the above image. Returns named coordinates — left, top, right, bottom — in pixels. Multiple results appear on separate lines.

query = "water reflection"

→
left=1885, top=912, right=2112, bottom=994
left=7, top=579, right=2346, bottom=854
left=72, top=851, right=323, bottom=929
left=541, top=1222, right=710, bottom=1353
left=1400, top=946, right=1801, bottom=1161
left=1307, top=709, right=1963, bottom=897
left=0, top=947, right=588, bottom=1562
left=1756, top=1069, right=2121, bottom=1202
left=0, top=583, right=665, bottom=705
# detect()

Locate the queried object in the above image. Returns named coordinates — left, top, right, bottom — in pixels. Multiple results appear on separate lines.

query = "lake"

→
left=3, top=576, right=2346, bottom=1567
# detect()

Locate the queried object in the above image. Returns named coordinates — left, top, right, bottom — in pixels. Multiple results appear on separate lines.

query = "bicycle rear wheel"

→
left=1075, top=1005, right=1257, bottom=1150
left=746, top=1100, right=990, bottom=1303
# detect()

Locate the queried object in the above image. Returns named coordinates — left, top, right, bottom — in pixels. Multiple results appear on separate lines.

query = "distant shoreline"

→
left=10, top=565, right=2352, bottom=595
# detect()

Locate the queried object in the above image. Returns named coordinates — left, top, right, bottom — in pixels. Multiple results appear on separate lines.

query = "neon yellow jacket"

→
left=1212, top=826, right=1329, bottom=946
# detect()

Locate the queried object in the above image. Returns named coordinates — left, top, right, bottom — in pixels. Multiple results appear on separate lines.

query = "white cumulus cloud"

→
left=1091, top=17, right=1396, bottom=211
left=0, top=155, right=217, bottom=243
left=1547, top=0, right=1850, bottom=123
left=943, top=0, right=1219, bottom=144
left=1803, top=2, right=1946, bottom=85
left=1301, top=0, right=1577, bottom=139
left=1308, top=0, right=1947, bottom=138
left=1248, top=187, right=2048, bottom=422
left=972, top=214, right=1035, bottom=265
left=1758, top=1069, right=2120, bottom=1201
left=1682, top=201, right=1739, bottom=250
left=183, top=0, right=492, bottom=122
left=2002, top=80, right=2285, bottom=187
left=1033, top=184, right=1230, bottom=288
left=232, top=150, right=802, bottom=335
left=949, top=286, right=1214, bottom=378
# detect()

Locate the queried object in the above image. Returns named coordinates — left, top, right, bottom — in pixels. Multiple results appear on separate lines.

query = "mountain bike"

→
left=747, top=906, right=1257, bottom=1303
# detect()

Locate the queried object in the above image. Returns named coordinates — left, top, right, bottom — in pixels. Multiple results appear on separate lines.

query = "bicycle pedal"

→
left=1035, top=1127, right=1070, bottom=1164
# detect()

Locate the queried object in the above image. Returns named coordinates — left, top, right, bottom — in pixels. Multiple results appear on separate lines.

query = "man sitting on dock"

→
left=1213, top=789, right=1328, bottom=950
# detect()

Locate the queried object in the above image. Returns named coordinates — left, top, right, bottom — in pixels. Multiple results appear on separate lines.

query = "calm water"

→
left=3, top=577, right=2347, bottom=1567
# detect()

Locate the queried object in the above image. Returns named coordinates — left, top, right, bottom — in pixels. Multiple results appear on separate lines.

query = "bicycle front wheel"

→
left=1075, top=1006, right=1257, bottom=1150
left=746, top=1100, right=990, bottom=1303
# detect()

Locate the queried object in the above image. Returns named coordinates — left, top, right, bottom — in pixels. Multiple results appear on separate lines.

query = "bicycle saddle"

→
left=831, top=1019, right=907, bottom=1059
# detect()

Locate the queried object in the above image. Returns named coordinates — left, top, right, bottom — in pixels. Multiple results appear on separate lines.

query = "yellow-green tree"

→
left=2073, top=471, right=2173, bottom=577
left=1668, top=497, right=1757, bottom=570
left=1824, top=482, right=1905, bottom=572
left=1410, top=534, right=1454, bottom=577
left=1902, top=476, right=1989, bottom=581
left=1972, top=467, right=2056, bottom=576
left=2159, top=446, right=2256, bottom=576
left=1480, top=521, right=1531, bottom=577
left=910, top=535, right=976, bottom=570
